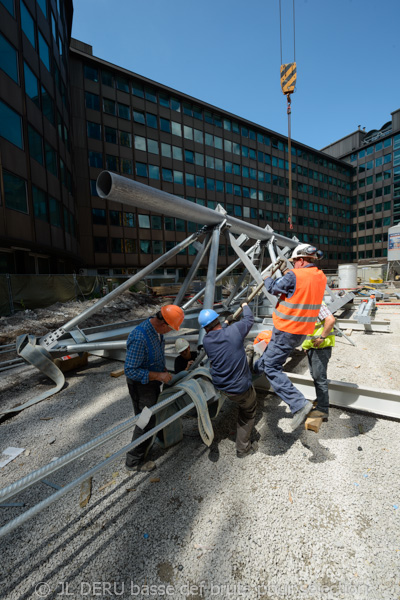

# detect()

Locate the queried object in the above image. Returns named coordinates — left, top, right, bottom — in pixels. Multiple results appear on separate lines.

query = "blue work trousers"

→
left=306, top=347, right=332, bottom=414
left=254, top=328, right=307, bottom=414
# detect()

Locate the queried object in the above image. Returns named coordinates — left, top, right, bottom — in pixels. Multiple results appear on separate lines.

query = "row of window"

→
left=352, top=201, right=392, bottom=218
left=350, top=133, right=400, bottom=161
left=357, top=170, right=391, bottom=189
left=356, top=249, right=388, bottom=259
left=1, top=169, right=76, bottom=236
left=352, top=217, right=392, bottom=232
left=83, top=65, right=351, bottom=175
left=358, top=154, right=392, bottom=171
left=357, top=233, right=388, bottom=245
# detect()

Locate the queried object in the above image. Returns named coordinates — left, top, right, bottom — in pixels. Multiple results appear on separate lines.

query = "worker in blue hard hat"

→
left=198, top=303, right=258, bottom=458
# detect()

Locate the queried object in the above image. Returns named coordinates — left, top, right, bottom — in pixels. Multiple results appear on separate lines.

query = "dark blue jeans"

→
left=306, top=347, right=332, bottom=415
left=254, top=328, right=307, bottom=414
left=125, top=380, right=161, bottom=467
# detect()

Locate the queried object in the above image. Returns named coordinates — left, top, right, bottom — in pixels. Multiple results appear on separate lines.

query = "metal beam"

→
left=254, top=373, right=400, bottom=420
left=97, top=171, right=299, bottom=248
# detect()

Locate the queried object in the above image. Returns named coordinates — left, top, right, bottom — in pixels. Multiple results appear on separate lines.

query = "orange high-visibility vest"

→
left=272, top=267, right=327, bottom=335
left=253, top=330, right=273, bottom=345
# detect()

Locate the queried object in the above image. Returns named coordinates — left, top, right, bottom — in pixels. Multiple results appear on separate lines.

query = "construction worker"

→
left=125, top=304, right=185, bottom=472
left=174, top=338, right=197, bottom=374
left=199, top=304, right=258, bottom=458
left=254, top=244, right=327, bottom=430
left=302, top=302, right=335, bottom=420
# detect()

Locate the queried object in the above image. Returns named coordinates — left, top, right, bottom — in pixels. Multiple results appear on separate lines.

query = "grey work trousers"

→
left=224, top=385, right=257, bottom=453
left=306, top=347, right=332, bottom=415
left=125, top=380, right=161, bottom=468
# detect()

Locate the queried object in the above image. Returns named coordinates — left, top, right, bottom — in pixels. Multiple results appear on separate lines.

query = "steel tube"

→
left=44, top=232, right=200, bottom=338
left=0, top=400, right=196, bottom=539
left=197, top=225, right=221, bottom=347
left=0, top=389, right=185, bottom=504
left=97, top=172, right=298, bottom=248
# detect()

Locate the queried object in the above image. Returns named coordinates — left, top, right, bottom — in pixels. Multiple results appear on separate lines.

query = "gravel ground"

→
left=0, top=305, right=399, bottom=600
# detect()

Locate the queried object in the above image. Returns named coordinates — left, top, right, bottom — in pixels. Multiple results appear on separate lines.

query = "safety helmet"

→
left=290, top=244, right=320, bottom=262
left=175, top=338, right=190, bottom=353
left=160, top=305, right=184, bottom=331
left=198, top=309, right=220, bottom=329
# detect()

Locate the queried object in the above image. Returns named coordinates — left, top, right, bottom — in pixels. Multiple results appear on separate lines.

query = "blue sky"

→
left=71, top=0, right=400, bottom=151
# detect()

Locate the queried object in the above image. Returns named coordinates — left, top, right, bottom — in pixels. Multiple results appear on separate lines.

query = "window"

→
left=161, top=142, right=171, bottom=158
left=173, top=170, right=183, bottom=184
left=28, top=125, right=43, bottom=164
left=172, top=146, right=182, bottom=161
left=147, top=139, right=158, bottom=154
left=123, top=212, right=135, bottom=227
left=133, top=110, right=145, bottom=124
left=49, top=197, right=61, bottom=227
left=84, top=65, right=98, bottom=82
left=136, top=162, right=147, bottom=177
left=171, top=122, right=182, bottom=136
left=1, top=0, right=14, bottom=15
left=384, top=154, right=392, bottom=164
left=118, top=103, right=130, bottom=120
left=45, top=143, right=57, bottom=176
left=165, top=217, right=175, bottom=231
left=3, top=170, right=27, bottom=213
left=162, top=168, right=173, bottom=182
left=116, top=76, right=129, bottom=92
left=0, top=33, right=18, bottom=83
left=103, top=98, right=116, bottom=115
left=185, top=150, right=194, bottom=164
left=152, top=240, right=163, bottom=254
left=132, top=81, right=144, bottom=97
left=0, top=100, right=23, bottom=148
left=125, top=239, right=136, bottom=253
left=121, top=159, right=132, bottom=174
left=102, top=70, right=114, bottom=87
left=120, top=131, right=132, bottom=148
left=148, top=165, right=159, bottom=180
left=87, top=121, right=101, bottom=140
left=105, top=126, right=117, bottom=144
left=42, top=86, right=54, bottom=123
left=24, top=63, right=40, bottom=106
left=151, top=216, right=162, bottom=229
left=106, top=155, right=118, bottom=171
left=111, top=238, right=123, bottom=253
left=184, top=126, right=193, bottom=140
left=194, top=129, right=203, bottom=144
left=38, top=32, right=50, bottom=70
left=134, top=135, right=146, bottom=151
left=85, top=91, right=100, bottom=111
left=160, top=118, right=170, bottom=133
left=159, top=93, right=169, bottom=108
left=20, top=1, right=35, bottom=48
left=88, top=151, right=103, bottom=168
left=146, top=113, right=157, bottom=128
left=92, top=208, right=106, bottom=225
left=145, top=87, right=156, bottom=103
left=140, top=240, right=151, bottom=254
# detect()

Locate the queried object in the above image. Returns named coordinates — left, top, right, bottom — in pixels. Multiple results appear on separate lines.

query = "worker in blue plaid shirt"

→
left=125, top=305, right=184, bottom=472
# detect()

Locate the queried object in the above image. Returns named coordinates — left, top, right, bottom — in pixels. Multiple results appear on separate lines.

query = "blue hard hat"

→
left=198, top=309, right=220, bottom=328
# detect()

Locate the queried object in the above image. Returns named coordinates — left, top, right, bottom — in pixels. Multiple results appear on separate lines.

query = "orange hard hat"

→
left=253, top=330, right=272, bottom=345
left=161, top=305, right=185, bottom=331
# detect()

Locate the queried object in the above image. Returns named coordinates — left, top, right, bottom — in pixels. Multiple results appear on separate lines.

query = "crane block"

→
left=280, top=62, right=297, bottom=95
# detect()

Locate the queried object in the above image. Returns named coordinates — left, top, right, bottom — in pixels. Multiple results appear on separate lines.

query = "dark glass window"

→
left=120, top=131, right=132, bottom=148
left=132, top=81, right=144, bottom=97
left=32, top=186, right=47, bottom=221
left=103, top=98, right=116, bottom=115
left=94, top=237, right=108, bottom=253
left=125, top=239, right=136, bottom=253
left=45, top=143, right=57, bottom=176
left=106, top=154, right=119, bottom=171
left=42, top=86, right=54, bottom=123
left=162, top=168, right=173, bottom=182
left=88, top=151, right=103, bottom=168
left=123, top=212, right=135, bottom=227
left=3, top=170, right=27, bottom=213
left=0, top=33, right=18, bottom=83
left=140, top=240, right=151, bottom=254
left=148, top=165, right=159, bottom=180
left=165, top=217, right=175, bottom=231
left=109, top=210, right=122, bottom=226
left=121, top=159, right=132, bottom=174
left=146, top=113, right=157, bottom=128
left=0, top=100, right=23, bottom=148
left=24, top=62, right=40, bottom=106
left=49, top=197, right=61, bottom=226
left=101, top=70, right=114, bottom=87
left=87, top=121, right=101, bottom=140
left=185, top=150, right=194, bottom=164
left=28, top=125, right=43, bottom=164
left=85, top=91, right=100, bottom=111
left=90, top=180, right=98, bottom=196
left=118, top=102, right=130, bottom=120
left=145, top=88, right=156, bottom=103
left=84, top=65, right=98, bottom=82
left=147, top=139, right=158, bottom=154
left=133, top=110, right=145, bottom=124
left=20, top=1, right=35, bottom=47
left=136, top=162, right=147, bottom=177
left=1, top=0, right=14, bottom=15
left=38, top=31, right=50, bottom=71
left=116, top=76, right=129, bottom=92
left=151, top=216, right=162, bottom=229
left=160, top=118, right=170, bottom=133
left=171, top=98, right=180, bottom=112
left=111, top=238, right=123, bottom=253
left=105, top=126, right=117, bottom=144
left=159, top=93, right=169, bottom=108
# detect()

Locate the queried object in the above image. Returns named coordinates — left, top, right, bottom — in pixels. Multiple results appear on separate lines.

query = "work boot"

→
left=236, top=441, right=258, bottom=458
left=308, top=409, right=329, bottom=421
left=291, top=400, right=313, bottom=431
left=125, top=460, right=156, bottom=473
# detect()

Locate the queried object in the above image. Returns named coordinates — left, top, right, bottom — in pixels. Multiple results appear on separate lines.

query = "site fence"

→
left=0, top=274, right=106, bottom=316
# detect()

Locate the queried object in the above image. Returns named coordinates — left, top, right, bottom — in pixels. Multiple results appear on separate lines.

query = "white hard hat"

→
left=290, top=244, right=319, bottom=261
left=175, top=338, right=190, bottom=353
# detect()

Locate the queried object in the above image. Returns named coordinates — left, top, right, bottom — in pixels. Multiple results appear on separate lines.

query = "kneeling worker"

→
left=125, top=304, right=185, bottom=472
left=174, top=338, right=198, bottom=374
left=199, top=304, right=258, bottom=458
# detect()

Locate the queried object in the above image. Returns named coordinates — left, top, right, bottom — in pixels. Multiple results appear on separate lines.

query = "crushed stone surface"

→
left=0, top=305, right=399, bottom=600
